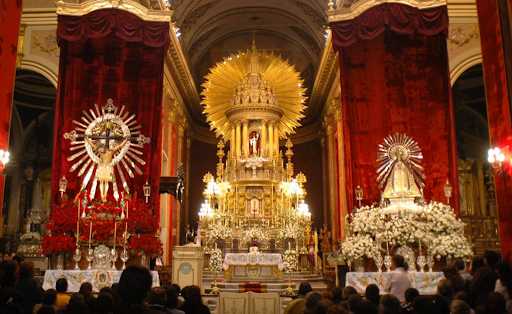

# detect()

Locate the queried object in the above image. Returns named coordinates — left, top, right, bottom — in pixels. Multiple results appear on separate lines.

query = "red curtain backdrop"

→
left=476, top=0, right=512, bottom=260
left=331, top=4, right=459, bottom=212
left=49, top=9, right=168, bottom=240
left=0, top=0, right=22, bottom=226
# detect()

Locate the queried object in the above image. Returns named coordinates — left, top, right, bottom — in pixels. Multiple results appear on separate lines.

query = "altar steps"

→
left=202, top=270, right=329, bottom=294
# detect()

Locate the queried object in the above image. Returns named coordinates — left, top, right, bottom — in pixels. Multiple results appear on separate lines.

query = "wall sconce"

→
left=443, top=180, right=452, bottom=204
left=488, top=146, right=506, bottom=172
left=355, top=185, right=363, bottom=207
left=59, top=176, right=68, bottom=199
left=143, top=180, right=151, bottom=203
left=0, top=149, right=10, bottom=171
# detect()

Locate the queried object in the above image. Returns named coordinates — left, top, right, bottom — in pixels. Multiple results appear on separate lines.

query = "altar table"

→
left=223, top=253, right=283, bottom=281
left=346, top=272, right=444, bottom=295
left=43, top=270, right=160, bottom=292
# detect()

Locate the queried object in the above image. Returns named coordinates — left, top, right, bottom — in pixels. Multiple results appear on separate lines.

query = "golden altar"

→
left=197, top=40, right=313, bottom=277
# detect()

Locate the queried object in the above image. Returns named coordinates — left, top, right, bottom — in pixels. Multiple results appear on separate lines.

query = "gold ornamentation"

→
left=55, top=0, right=171, bottom=22
left=328, top=0, right=446, bottom=22
left=63, top=99, right=150, bottom=202
left=202, top=42, right=306, bottom=140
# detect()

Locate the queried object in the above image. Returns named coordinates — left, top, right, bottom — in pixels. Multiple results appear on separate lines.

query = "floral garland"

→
left=209, top=247, right=224, bottom=272
left=342, top=202, right=472, bottom=263
left=283, top=249, right=298, bottom=272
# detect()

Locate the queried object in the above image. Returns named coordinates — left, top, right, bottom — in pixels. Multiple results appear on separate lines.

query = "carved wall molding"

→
left=55, top=0, right=171, bottom=22
left=328, top=0, right=447, bottom=22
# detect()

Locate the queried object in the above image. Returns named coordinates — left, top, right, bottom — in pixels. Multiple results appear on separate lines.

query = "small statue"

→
left=249, top=131, right=260, bottom=156
left=185, top=224, right=195, bottom=243
left=382, top=147, right=422, bottom=199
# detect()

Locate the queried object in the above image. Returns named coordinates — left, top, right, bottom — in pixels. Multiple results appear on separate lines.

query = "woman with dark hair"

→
left=178, top=286, right=210, bottom=314
left=495, top=262, right=512, bottom=313
left=384, top=255, right=411, bottom=303
left=364, top=284, right=380, bottom=307
left=284, top=282, right=313, bottom=314
left=16, top=262, right=42, bottom=314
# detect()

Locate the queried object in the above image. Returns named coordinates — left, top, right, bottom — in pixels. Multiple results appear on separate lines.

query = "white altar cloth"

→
left=346, top=272, right=444, bottom=295
left=223, top=253, right=283, bottom=270
left=43, top=270, right=160, bottom=292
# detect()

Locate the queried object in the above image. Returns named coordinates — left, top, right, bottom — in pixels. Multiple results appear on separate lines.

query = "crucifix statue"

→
left=85, top=121, right=129, bottom=202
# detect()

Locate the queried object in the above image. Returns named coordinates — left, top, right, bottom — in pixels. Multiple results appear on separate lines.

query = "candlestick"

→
left=88, top=220, right=93, bottom=249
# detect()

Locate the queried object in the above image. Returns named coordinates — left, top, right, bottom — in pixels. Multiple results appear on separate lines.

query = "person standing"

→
left=384, top=255, right=411, bottom=303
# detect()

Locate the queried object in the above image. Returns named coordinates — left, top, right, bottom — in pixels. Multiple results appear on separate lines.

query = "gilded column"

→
left=321, top=137, right=329, bottom=228
left=335, top=105, right=347, bottom=240
left=274, top=128, right=280, bottom=156
left=242, top=120, right=248, bottom=157
left=230, top=126, right=236, bottom=158
left=268, top=122, right=274, bottom=157
left=325, top=121, right=338, bottom=241
left=235, top=122, right=242, bottom=158
left=261, top=122, right=267, bottom=157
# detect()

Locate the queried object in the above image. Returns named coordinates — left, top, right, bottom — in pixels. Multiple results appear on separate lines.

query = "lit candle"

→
left=88, top=220, right=93, bottom=249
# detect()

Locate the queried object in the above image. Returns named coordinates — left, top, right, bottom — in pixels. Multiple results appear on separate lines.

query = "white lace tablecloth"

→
left=346, top=272, right=444, bottom=295
left=223, top=253, right=283, bottom=270
left=43, top=270, right=160, bottom=292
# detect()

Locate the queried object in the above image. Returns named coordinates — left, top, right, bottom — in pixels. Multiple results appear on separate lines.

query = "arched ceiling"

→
left=170, top=0, right=328, bottom=127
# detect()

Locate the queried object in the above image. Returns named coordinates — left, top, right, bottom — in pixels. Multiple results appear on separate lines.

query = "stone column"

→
left=0, top=0, right=22, bottom=235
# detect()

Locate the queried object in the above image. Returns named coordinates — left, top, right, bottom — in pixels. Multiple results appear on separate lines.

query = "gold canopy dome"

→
left=202, top=44, right=307, bottom=140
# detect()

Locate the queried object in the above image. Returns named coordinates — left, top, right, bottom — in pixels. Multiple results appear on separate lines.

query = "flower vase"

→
left=56, top=253, right=64, bottom=270
left=140, top=252, right=148, bottom=268
left=354, top=258, right=365, bottom=272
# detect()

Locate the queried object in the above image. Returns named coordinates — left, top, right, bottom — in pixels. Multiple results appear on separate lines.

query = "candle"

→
left=113, top=220, right=117, bottom=250
left=76, top=195, right=81, bottom=243
left=418, top=240, right=422, bottom=254
left=88, top=220, right=93, bottom=249
left=386, top=241, right=389, bottom=255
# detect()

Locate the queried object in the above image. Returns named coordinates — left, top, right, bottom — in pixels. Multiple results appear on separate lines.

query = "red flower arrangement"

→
left=128, top=234, right=163, bottom=257
left=44, top=192, right=160, bottom=255
left=42, top=234, right=76, bottom=255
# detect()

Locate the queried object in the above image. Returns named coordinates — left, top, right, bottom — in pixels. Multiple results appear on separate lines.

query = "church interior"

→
left=1, top=0, right=512, bottom=313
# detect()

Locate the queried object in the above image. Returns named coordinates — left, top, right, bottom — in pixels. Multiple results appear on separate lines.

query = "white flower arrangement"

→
left=283, top=249, right=298, bottom=272
left=277, top=222, right=302, bottom=240
left=207, top=222, right=232, bottom=241
left=342, top=202, right=472, bottom=264
left=242, top=226, right=269, bottom=244
left=209, top=247, right=224, bottom=272
left=341, top=235, right=381, bottom=262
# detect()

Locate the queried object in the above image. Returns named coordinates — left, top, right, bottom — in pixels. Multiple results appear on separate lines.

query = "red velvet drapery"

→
left=476, top=0, right=512, bottom=260
left=50, top=9, right=168, bottom=231
left=331, top=4, right=459, bottom=213
left=0, top=0, right=22, bottom=224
